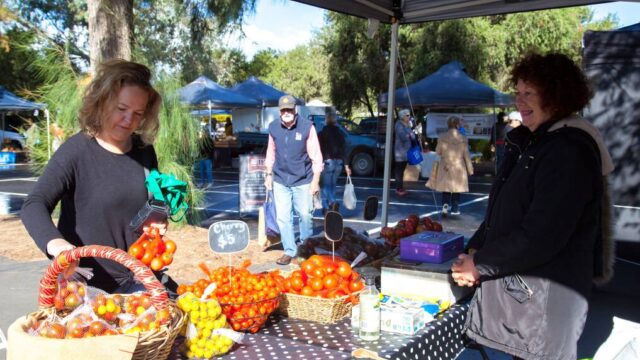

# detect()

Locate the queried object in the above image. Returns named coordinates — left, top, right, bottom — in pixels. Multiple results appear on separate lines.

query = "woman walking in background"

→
left=426, top=115, right=473, bottom=215
left=393, top=109, right=416, bottom=196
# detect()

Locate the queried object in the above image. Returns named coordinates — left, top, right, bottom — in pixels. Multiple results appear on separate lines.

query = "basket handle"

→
left=38, top=245, right=169, bottom=310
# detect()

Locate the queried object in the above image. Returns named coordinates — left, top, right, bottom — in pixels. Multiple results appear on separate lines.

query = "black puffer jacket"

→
left=467, top=120, right=603, bottom=299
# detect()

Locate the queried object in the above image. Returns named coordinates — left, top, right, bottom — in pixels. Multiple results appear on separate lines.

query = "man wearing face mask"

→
left=264, top=95, right=323, bottom=265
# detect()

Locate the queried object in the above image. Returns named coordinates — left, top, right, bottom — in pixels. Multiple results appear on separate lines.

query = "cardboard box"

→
left=380, top=303, right=424, bottom=335
left=400, top=231, right=464, bottom=263
left=381, top=256, right=472, bottom=303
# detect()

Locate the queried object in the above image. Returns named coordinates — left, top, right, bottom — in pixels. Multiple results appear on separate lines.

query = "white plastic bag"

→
left=343, top=175, right=357, bottom=210
left=594, top=317, right=640, bottom=360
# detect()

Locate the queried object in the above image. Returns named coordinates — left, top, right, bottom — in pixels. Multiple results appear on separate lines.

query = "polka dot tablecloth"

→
left=170, top=302, right=470, bottom=360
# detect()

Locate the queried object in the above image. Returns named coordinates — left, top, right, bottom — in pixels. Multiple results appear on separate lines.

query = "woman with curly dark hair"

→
left=451, top=52, right=615, bottom=359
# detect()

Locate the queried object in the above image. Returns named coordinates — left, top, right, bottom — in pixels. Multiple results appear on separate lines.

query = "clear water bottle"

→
left=358, top=275, right=380, bottom=341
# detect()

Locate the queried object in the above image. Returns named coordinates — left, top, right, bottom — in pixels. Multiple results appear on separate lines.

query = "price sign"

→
left=208, top=220, right=250, bottom=253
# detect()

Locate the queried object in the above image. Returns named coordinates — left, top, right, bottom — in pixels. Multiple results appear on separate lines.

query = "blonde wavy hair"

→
left=78, top=59, right=161, bottom=144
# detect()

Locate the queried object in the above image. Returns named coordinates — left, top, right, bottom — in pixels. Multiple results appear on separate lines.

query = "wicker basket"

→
left=277, top=292, right=356, bottom=324
left=12, top=245, right=186, bottom=360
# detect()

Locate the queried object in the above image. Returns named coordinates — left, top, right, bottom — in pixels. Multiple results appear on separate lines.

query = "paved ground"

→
left=0, top=163, right=638, bottom=359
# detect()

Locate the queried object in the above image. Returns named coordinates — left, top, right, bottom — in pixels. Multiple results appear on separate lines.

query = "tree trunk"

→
left=87, top=0, right=133, bottom=73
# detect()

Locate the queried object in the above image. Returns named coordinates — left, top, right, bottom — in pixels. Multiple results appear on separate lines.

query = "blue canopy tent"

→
left=0, top=86, right=45, bottom=111
left=179, top=76, right=260, bottom=137
left=0, top=86, right=48, bottom=158
left=179, top=76, right=261, bottom=109
left=378, top=61, right=513, bottom=108
left=231, top=76, right=297, bottom=107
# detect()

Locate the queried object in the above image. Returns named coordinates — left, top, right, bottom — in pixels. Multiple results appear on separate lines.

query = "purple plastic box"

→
left=399, top=231, right=464, bottom=264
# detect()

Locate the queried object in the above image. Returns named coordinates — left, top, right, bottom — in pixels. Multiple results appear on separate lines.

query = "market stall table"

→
left=170, top=302, right=469, bottom=359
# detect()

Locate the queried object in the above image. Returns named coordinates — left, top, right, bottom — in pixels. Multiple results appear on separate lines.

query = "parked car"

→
left=310, top=115, right=384, bottom=177
left=0, top=130, right=25, bottom=150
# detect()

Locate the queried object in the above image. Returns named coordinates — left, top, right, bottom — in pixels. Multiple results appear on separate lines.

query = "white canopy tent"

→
left=293, top=0, right=621, bottom=226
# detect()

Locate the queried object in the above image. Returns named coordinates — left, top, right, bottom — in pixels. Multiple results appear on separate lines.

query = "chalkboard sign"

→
left=208, top=220, right=250, bottom=253
left=239, top=154, right=267, bottom=214
left=324, top=211, right=344, bottom=242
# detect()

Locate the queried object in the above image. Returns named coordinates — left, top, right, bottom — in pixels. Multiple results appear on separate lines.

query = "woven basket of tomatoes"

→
left=7, top=245, right=186, bottom=360
left=278, top=255, right=364, bottom=324
left=177, top=261, right=283, bottom=333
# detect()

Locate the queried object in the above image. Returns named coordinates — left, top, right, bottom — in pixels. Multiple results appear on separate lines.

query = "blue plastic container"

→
left=399, top=231, right=464, bottom=264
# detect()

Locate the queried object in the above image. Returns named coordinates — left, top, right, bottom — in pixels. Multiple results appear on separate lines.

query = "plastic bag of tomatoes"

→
left=177, top=261, right=284, bottom=333
left=128, top=226, right=177, bottom=271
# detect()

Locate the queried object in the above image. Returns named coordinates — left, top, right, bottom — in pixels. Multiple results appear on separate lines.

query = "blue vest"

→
left=269, top=115, right=314, bottom=187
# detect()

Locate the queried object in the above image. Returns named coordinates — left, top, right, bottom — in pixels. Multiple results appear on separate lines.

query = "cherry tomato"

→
left=323, top=274, right=340, bottom=289
left=128, top=244, right=144, bottom=259
left=164, top=239, right=177, bottom=254
left=309, top=277, right=324, bottom=291
left=336, top=262, right=352, bottom=278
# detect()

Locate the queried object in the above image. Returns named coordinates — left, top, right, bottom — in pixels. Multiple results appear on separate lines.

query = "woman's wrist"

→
left=47, top=238, right=75, bottom=257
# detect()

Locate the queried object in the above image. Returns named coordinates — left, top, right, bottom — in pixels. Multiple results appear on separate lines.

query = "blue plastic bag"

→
left=407, top=142, right=424, bottom=165
left=265, top=191, right=280, bottom=236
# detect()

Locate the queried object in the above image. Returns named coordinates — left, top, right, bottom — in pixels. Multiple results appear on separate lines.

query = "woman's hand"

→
left=47, top=238, right=75, bottom=258
left=47, top=238, right=78, bottom=279
left=451, top=253, right=480, bottom=287
left=143, top=222, right=168, bottom=236
left=345, top=165, right=352, bottom=177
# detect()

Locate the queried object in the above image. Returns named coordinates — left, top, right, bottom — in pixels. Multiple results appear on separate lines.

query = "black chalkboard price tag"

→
left=208, top=220, right=250, bottom=253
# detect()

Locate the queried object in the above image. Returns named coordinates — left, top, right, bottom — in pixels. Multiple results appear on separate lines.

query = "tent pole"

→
left=46, top=109, right=51, bottom=159
left=381, top=20, right=400, bottom=227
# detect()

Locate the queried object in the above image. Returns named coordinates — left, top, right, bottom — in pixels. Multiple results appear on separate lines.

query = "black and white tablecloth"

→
left=213, top=301, right=470, bottom=360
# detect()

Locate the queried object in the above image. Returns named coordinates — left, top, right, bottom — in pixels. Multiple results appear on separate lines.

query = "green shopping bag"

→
left=145, top=170, right=190, bottom=222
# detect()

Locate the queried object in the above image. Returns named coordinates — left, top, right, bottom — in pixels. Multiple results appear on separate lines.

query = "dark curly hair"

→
left=511, top=52, right=592, bottom=120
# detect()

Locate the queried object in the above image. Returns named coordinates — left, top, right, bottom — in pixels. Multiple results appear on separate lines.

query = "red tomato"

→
left=323, top=274, right=340, bottom=289
left=300, top=260, right=316, bottom=275
left=128, top=244, right=144, bottom=259
left=290, top=277, right=304, bottom=291
left=164, top=239, right=177, bottom=254
left=309, top=277, right=324, bottom=291
left=336, top=262, right=352, bottom=278
left=89, top=321, right=105, bottom=335
left=300, top=286, right=314, bottom=296
left=349, top=279, right=365, bottom=292
left=141, top=250, right=154, bottom=266
left=311, top=267, right=326, bottom=279
left=161, top=252, right=173, bottom=266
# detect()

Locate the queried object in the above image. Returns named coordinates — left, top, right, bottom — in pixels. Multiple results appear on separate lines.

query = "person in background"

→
left=318, top=107, right=351, bottom=214
left=224, top=117, right=233, bottom=137
left=50, top=122, right=65, bottom=152
left=393, top=109, right=415, bottom=196
left=264, top=95, right=323, bottom=265
left=507, top=111, right=523, bottom=131
left=426, top=115, right=473, bottom=215
left=491, top=111, right=508, bottom=171
left=21, top=60, right=176, bottom=294
left=197, top=129, right=214, bottom=188
left=452, top=52, right=614, bottom=360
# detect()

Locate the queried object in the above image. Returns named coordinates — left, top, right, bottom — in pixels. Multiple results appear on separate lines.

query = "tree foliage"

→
left=0, top=27, right=46, bottom=93
left=322, top=7, right=618, bottom=116
left=262, top=41, right=329, bottom=103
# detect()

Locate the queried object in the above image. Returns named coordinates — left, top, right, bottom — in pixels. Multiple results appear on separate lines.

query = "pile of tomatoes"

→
left=380, top=215, right=443, bottom=247
left=128, top=227, right=177, bottom=271
left=177, top=261, right=284, bottom=333
left=282, top=255, right=364, bottom=301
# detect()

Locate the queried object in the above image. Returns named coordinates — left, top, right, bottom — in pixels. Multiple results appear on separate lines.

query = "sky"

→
left=225, top=0, right=640, bottom=59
